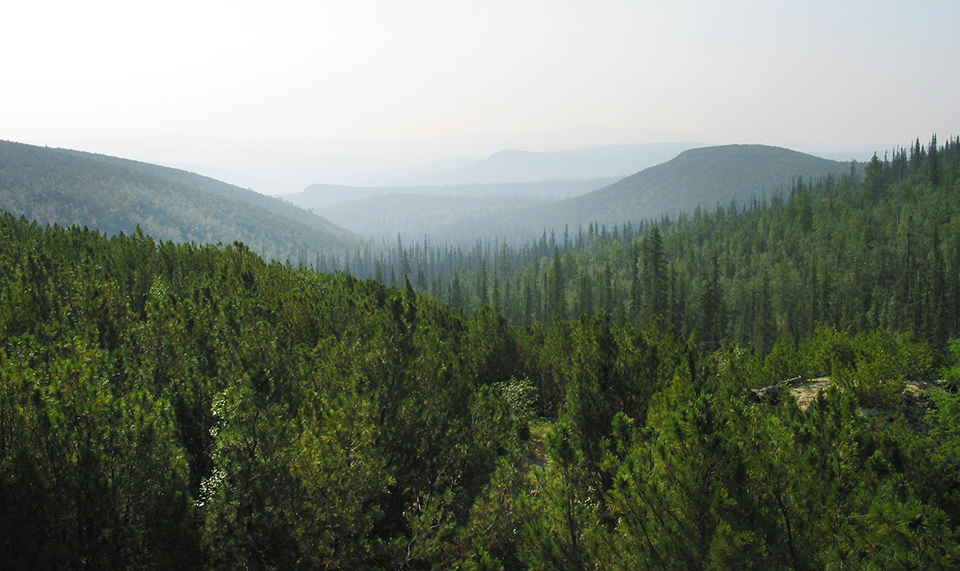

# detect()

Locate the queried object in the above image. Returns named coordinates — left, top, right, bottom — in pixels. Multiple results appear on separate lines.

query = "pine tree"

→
left=450, top=271, right=464, bottom=309
left=478, top=258, right=490, bottom=307
left=641, top=227, right=668, bottom=325
left=929, top=134, right=941, bottom=187
left=701, top=254, right=725, bottom=352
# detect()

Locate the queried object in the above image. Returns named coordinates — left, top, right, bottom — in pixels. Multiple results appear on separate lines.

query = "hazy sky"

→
left=3, top=0, right=959, bottom=152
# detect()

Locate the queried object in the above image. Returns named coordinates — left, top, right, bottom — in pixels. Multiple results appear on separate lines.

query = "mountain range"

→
left=313, top=144, right=856, bottom=243
left=420, top=142, right=704, bottom=185
left=521, top=144, right=854, bottom=229
left=289, top=178, right=619, bottom=210
left=0, top=140, right=860, bottom=249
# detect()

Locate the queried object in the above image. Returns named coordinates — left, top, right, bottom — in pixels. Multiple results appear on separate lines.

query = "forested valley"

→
left=4, top=135, right=960, bottom=569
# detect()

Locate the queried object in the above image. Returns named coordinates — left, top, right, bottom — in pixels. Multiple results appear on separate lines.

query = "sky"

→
left=2, top=0, right=959, bottom=177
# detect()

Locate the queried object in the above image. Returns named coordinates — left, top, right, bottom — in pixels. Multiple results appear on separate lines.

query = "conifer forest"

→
left=5, top=136, right=960, bottom=569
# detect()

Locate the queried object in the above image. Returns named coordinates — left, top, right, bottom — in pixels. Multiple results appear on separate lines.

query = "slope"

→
left=289, top=178, right=617, bottom=210
left=425, top=142, right=703, bottom=185
left=0, top=140, right=352, bottom=261
left=319, top=192, right=551, bottom=243
left=520, top=144, right=853, bottom=230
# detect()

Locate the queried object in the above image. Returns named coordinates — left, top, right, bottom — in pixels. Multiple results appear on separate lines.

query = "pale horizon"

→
left=3, top=0, right=958, bottom=191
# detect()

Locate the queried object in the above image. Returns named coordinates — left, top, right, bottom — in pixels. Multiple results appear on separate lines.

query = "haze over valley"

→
left=4, top=1, right=960, bottom=569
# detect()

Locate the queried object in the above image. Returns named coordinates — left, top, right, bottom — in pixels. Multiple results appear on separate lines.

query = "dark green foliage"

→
left=0, top=214, right=524, bottom=569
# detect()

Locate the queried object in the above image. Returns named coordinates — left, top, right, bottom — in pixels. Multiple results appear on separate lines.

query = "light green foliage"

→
left=518, top=423, right=600, bottom=571
left=291, top=384, right=390, bottom=567
left=495, top=376, right=539, bottom=443
left=495, top=377, right=538, bottom=422
left=802, top=326, right=933, bottom=407
left=940, top=338, right=960, bottom=385
left=602, top=376, right=746, bottom=571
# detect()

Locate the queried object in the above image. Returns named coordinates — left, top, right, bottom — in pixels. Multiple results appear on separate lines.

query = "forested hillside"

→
left=489, top=144, right=853, bottom=233
left=4, top=135, right=960, bottom=569
left=342, top=137, right=960, bottom=353
left=0, top=216, right=528, bottom=568
left=0, top=140, right=352, bottom=262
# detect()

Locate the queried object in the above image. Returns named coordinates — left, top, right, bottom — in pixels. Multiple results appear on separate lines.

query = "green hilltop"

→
left=0, top=140, right=353, bottom=261
left=522, top=144, right=853, bottom=229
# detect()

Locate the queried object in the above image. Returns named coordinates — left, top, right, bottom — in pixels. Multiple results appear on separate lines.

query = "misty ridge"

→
left=35, top=130, right=882, bottom=249
left=56, top=131, right=703, bottom=194
left=285, top=143, right=858, bottom=245
left=0, top=136, right=868, bottom=250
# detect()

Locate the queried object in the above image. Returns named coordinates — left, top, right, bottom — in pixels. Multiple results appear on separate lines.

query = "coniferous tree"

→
left=641, top=226, right=668, bottom=325
left=701, top=254, right=725, bottom=352
left=929, top=134, right=941, bottom=187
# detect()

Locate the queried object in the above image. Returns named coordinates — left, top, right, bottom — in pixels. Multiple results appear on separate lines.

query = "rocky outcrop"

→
left=749, top=376, right=951, bottom=435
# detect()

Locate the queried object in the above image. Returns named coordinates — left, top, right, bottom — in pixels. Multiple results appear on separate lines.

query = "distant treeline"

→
left=329, top=135, right=960, bottom=355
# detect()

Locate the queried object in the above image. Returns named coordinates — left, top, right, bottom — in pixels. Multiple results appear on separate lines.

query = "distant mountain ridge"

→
left=291, top=144, right=855, bottom=244
left=290, top=178, right=619, bottom=210
left=0, top=140, right=352, bottom=261
left=514, top=144, right=854, bottom=230
left=412, top=142, right=704, bottom=185
left=317, top=193, right=551, bottom=244
left=51, top=129, right=702, bottom=191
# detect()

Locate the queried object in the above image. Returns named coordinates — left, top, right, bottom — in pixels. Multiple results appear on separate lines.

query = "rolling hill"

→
left=0, top=140, right=352, bottom=261
left=511, top=144, right=855, bottom=231
left=297, top=144, right=855, bottom=243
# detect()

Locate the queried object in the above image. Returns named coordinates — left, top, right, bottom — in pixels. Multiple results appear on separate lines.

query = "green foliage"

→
left=927, top=339, right=960, bottom=471
left=0, top=139, right=353, bottom=264
left=940, top=338, right=960, bottom=385
left=349, top=136, right=960, bottom=365
left=0, top=328, right=195, bottom=568
left=4, top=131, right=960, bottom=569
left=762, top=339, right=801, bottom=383
left=603, top=380, right=741, bottom=570
left=518, top=422, right=600, bottom=571
left=495, top=377, right=539, bottom=422
left=801, top=326, right=933, bottom=407
left=0, top=213, right=526, bottom=568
